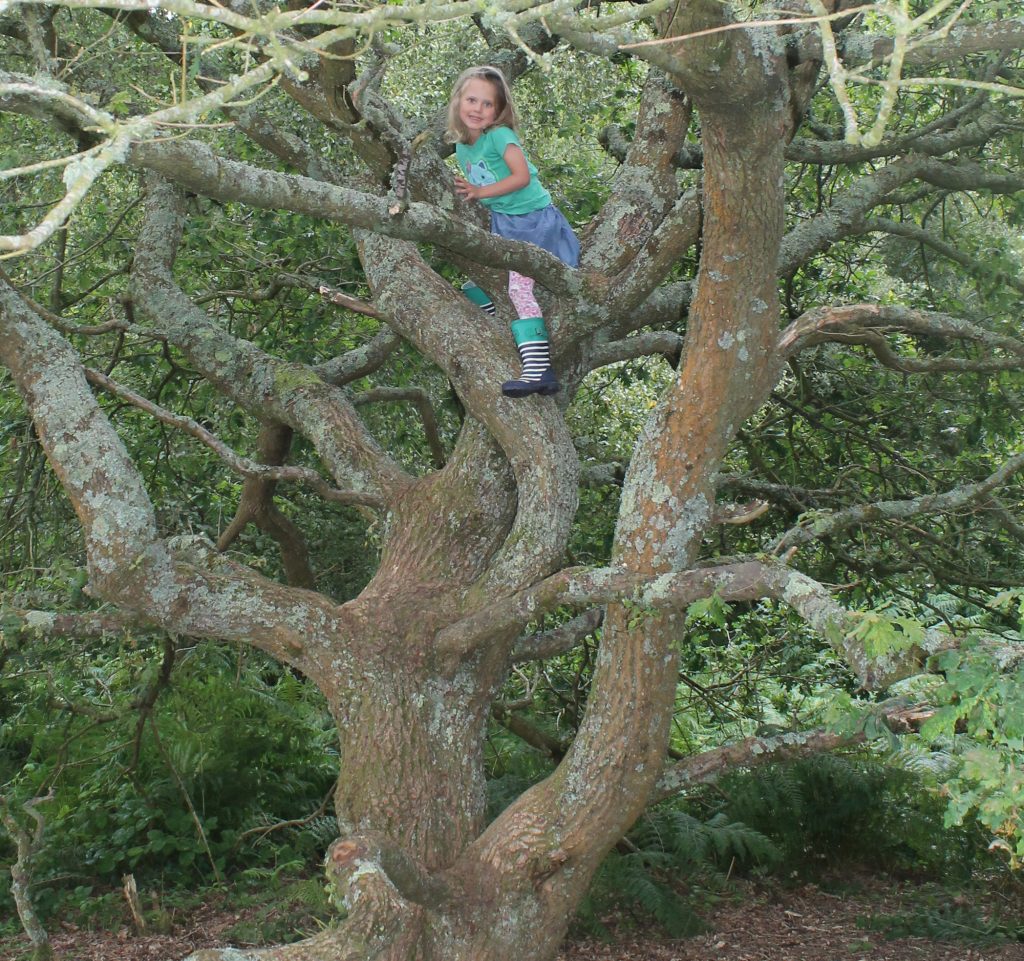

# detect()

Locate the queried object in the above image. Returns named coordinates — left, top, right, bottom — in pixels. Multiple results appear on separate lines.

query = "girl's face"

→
left=458, top=77, right=499, bottom=142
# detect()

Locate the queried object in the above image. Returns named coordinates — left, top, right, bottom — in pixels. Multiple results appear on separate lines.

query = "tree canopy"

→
left=2, top=2, right=1024, bottom=959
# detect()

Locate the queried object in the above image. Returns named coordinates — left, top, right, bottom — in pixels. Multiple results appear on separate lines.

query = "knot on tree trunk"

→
left=326, top=837, right=385, bottom=912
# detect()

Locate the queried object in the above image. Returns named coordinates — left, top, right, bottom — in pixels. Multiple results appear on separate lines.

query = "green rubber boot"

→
left=461, top=282, right=496, bottom=315
left=502, top=317, right=560, bottom=397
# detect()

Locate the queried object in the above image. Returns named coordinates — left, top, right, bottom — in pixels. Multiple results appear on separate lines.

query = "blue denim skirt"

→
left=491, top=205, right=580, bottom=268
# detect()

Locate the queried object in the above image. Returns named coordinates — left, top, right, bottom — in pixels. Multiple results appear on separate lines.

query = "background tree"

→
left=2, top=1, right=1023, bottom=959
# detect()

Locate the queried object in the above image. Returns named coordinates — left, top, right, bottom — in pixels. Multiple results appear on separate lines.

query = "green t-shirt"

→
left=455, top=126, right=551, bottom=215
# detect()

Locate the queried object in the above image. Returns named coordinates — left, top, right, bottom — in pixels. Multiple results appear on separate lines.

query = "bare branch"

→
left=779, top=303, right=1024, bottom=370
left=0, top=60, right=282, bottom=256
left=772, top=452, right=1024, bottom=554
left=232, top=788, right=333, bottom=851
left=712, top=499, right=770, bottom=526
left=87, top=367, right=384, bottom=508
left=0, top=607, right=155, bottom=639
left=352, top=387, right=446, bottom=469
left=588, top=330, right=684, bottom=370
left=511, top=608, right=604, bottom=664
left=0, top=66, right=108, bottom=134
left=651, top=700, right=930, bottom=805
left=0, top=265, right=137, bottom=337
left=864, top=217, right=1024, bottom=296
left=216, top=422, right=315, bottom=589
left=317, top=283, right=386, bottom=320
left=717, top=473, right=841, bottom=513
left=492, top=705, right=568, bottom=761
left=1, top=793, right=55, bottom=961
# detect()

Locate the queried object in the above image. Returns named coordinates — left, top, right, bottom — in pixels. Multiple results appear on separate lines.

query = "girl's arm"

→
left=455, top=144, right=531, bottom=202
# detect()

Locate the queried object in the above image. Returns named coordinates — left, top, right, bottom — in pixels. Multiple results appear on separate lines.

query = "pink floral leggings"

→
left=508, top=271, right=542, bottom=319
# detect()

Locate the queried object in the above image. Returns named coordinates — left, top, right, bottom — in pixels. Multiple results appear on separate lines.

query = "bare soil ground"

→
left=2, top=878, right=1021, bottom=961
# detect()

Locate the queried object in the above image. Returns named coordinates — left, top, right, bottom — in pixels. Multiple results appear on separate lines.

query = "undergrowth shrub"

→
left=576, top=807, right=779, bottom=938
left=1, top=639, right=337, bottom=926
left=2, top=623, right=1011, bottom=939
left=711, top=752, right=986, bottom=880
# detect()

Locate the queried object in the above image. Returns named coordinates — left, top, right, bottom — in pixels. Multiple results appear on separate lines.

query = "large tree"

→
left=2, top=1, right=1023, bottom=958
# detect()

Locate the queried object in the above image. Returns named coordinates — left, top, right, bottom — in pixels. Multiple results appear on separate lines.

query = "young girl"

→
left=448, top=65, right=579, bottom=398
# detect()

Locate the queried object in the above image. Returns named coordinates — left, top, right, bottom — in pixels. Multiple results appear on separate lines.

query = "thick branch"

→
left=582, top=69, right=692, bottom=278
left=129, top=139, right=581, bottom=296
left=805, top=17, right=1024, bottom=70
left=358, top=232, right=579, bottom=594
left=0, top=273, right=160, bottom=580
left=440, top=560, right=948, bottom=688
left=786, top=106, right=1011, bottom=165
left=779, top=153, right=936, bottom=275
left=602, top=187, right=703, bottom=319
left=578, top=462, right=626, bottom=489
left=1, top=273, right=354, bottom=669
left=915, top=156, right=1024, bottom=195
left=317, top=329, right=402, bottom=387
left=651, top=700, right=929, bottom=805
left=511, top=608, right=604, bottom=664
left=492, top=706, right=568, bottom=761
left=588, top=330, right=684, bottom=370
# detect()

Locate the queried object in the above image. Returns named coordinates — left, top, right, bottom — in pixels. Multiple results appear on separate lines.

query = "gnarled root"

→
left=182, top=836, right=430, bottom=961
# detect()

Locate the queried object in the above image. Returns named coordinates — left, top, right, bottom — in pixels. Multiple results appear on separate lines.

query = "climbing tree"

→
left=2, top=1, right=1024, bottom=958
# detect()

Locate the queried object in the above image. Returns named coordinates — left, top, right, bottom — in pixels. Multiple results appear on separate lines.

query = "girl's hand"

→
left=454, top=176, right=480, bottom=201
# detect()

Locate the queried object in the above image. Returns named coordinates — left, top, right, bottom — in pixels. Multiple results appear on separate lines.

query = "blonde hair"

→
left=445, top=65, right=519, bottom=144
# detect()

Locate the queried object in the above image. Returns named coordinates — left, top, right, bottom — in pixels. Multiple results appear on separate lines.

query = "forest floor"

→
left=1, top=875, right=1021, bottom=961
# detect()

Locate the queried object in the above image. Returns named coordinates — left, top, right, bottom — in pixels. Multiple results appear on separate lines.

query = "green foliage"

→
left=845, top=610, right=924, bottom=659
left=919, top=644, right=1024, bottom=866
left=674, top=598, right=858, bottom=755
left=686, top=592, right=732, bottom=630
left=566, top=357, right=674, bottom=567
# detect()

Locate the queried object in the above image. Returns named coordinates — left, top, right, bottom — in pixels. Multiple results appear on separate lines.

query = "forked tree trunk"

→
left=229, top=88, right=796, bottom=961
